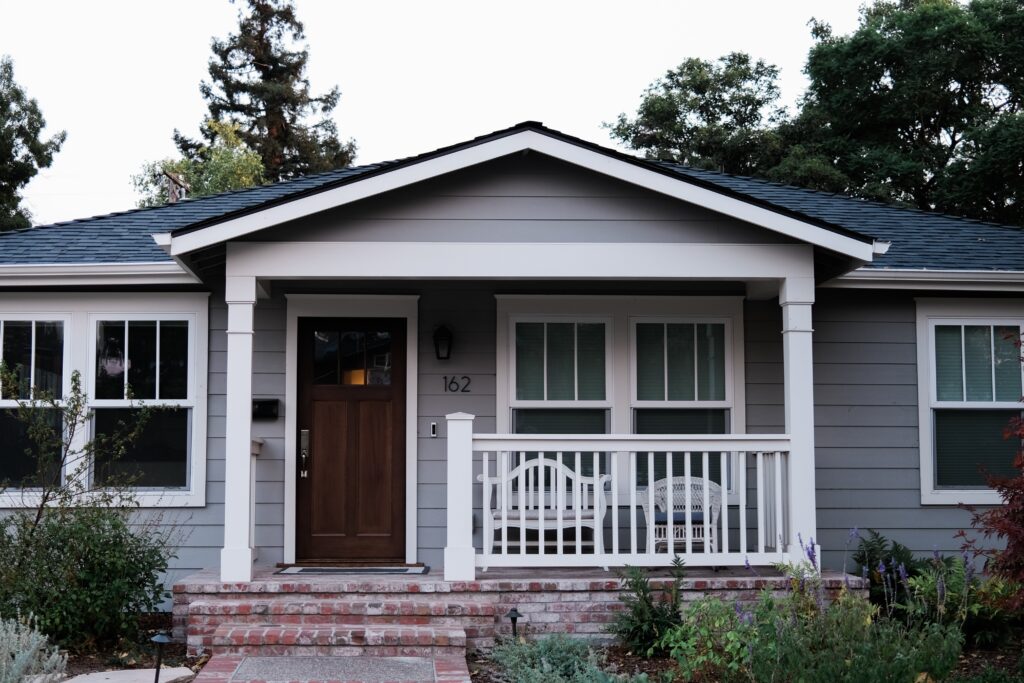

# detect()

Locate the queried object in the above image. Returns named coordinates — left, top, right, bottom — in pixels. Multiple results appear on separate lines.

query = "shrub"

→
left=488, top=635, right=649, bottom=683
left=0, top=507, right=170, bottom=649
left=851, top=529, right=929, bottom=606
left=0, top=616, right=66, bottom=683
left=608, top=558, right=684, bottom=655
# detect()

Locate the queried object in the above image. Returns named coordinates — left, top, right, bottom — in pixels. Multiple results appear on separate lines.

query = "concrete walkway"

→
left=67, top=668, right=194, bottom=682
left=191, top=654, right=472, bottom=683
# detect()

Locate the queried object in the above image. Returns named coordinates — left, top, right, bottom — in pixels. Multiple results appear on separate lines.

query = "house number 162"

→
left=443, top=376, right=471, bottom=393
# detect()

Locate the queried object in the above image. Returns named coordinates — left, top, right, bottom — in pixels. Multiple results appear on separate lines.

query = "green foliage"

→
left=658, top=591, right=963, bottom=683
left=176, top=0, right=355, bottom=182
left=0, top=55, right=66, bottom=231
left=0, top=366, right=174, bottom=649
left=607, top=52, right=785, bottom=175
left=488, top=635, right=650, bottom=683
left=0, top=615, right=66, bottom=683
left=607, top=558, right=685, bottom=655
left=134, top=120, right=265, bottom=207
left=851, top=529, right=929, bottom=605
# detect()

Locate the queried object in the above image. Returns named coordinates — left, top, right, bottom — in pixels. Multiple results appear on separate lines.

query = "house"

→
left=0, top=122, right=1020, bottom=653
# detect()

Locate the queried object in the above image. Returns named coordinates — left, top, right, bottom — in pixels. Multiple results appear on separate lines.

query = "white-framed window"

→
left=0, top=316, right=72, bottom=488
left=0, top=293, right=209, bottom=507
left=497, top=296, right=746, bottom=492
left=916, top=299, right=1023, bottom=505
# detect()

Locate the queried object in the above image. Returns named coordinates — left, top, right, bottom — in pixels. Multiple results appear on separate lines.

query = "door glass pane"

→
left=159, top=321, right=189, bottom=399
left=546, top=323, right=575, bottom=400
left=934, top=326, right=964, bottom=401
left=667, top=323, right=696, bottom=400
left=1, top=321, right=32, bottom=399
left=935, top=409, right=1018, bottom=487
left=964, top=326, right=993, bottom=401
left=576, top=323, right=605, bottom=400
left=339, top=331, right=367, bottom=385
left=313, top=330, right=340, bottom=384
left=96, top=321, right=126, bottom=399
left=515, top=323, right=544, bottom=400
left=636, top=324, right=664, bottom=400
left=993, top=326, right=1022, bottom=402
left=696, top=324, right=726, bottom=401
left=34, top=322, right=63, bottom=399
left=127, top=321, right=157, bottom=399
left=365, top=331, right=392, bottom=385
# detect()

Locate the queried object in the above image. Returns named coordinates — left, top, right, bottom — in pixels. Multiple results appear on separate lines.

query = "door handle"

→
left=299, top=429, right=310, bottom=479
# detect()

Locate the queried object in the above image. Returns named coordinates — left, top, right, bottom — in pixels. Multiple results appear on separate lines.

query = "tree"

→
left=133, top=120, right=264, bottom=207
left=176, top=0, right=356, bottom=183
left=607, top=52, right=786, bottom=175
left=0, top=56, right=65, bottom=231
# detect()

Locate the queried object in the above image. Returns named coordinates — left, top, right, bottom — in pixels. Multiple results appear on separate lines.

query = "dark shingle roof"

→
left=1, top=121, right=1021, bottom=273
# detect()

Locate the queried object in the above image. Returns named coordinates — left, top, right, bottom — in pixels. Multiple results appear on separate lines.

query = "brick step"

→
left=189, top=597, right=496, bottom=619
left=209, top=623, right=467, bottom=657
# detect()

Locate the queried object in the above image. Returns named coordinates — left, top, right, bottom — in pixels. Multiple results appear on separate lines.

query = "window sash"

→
left=930, top=320, right=1023, bottom=408
left=0, top=318, right=69, bottom=403
left=510, top=316, right=612, bottom=407
left=630, top=318, right=733, bottom=408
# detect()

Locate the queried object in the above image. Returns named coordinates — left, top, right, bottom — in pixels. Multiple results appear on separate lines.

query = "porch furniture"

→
left=477, top=455, right=611, bottom=569
left=640, top=477, right=722, bottom=553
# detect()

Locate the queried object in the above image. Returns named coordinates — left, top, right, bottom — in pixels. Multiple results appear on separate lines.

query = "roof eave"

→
left=0, top=261, right=200, bottom=287
left=825, top=267, right=1024, bottom=292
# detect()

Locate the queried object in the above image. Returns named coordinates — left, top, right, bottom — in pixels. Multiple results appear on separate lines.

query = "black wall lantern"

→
left=433, top=325, right=453, bottom=361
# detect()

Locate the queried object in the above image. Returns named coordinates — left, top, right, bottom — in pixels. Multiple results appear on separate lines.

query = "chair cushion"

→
left=653, top=511, right=705, bottom=524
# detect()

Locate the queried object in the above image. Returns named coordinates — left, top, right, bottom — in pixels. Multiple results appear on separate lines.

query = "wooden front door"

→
left=296, top=317, right=406, bottom=562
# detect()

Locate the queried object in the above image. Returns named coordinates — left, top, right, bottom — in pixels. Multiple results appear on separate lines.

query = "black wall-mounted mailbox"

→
left=252, top=398, right=279, bottom=420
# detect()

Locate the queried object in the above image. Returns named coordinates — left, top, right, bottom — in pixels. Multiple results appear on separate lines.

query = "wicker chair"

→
left=641, top=477, right=722, bottom=552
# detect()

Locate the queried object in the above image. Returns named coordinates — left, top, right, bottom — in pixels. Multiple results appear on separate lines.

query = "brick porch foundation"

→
left=174, top=567, right=866, bottom=656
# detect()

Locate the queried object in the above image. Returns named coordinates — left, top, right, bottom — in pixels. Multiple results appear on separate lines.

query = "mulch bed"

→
left=64, top=613, right=206, bottom=678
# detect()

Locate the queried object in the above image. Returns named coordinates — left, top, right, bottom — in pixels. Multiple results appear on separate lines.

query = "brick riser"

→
left=174, top=574, right=864, bottom=655
left=210, top=624, right=467, bottom=657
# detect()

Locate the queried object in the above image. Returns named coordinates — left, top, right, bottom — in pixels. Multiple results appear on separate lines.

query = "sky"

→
left=1, top=0, right=865, bottom=226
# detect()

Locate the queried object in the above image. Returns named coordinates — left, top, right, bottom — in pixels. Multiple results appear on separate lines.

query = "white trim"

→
left=0, top=292, right=209, bottom=508
left=283, top=294, right=419, bottom=565
left=828, top=268, right=1024, bottom=292
left=916, top=298, right=1024, bottom=505
left=226, top=241, right=816, bottom=281
left=0, top=261, right=198, bottom=286
left=170, top=130, right=875, bottom=260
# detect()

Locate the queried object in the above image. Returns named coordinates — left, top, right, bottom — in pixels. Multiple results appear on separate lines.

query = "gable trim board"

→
left=163, top=129, right=879, bottom=262
left=830, top=268, right=1024, bottom=292
left=0, top=261, right=198, bottom=286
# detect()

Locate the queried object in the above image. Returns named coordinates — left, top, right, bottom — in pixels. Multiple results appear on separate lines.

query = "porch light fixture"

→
left=433, top=325, right=454, bottom=360
left=151, top=631, right=172, bottom=683
left=506, top=607, right=523, bottom=638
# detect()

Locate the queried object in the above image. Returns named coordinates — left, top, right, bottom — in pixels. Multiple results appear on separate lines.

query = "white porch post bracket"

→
left=221, top=276, right=257, bottom=582
left=444, top=412, right=476, bottom=581
left=779, top=277, right=820, bottom=568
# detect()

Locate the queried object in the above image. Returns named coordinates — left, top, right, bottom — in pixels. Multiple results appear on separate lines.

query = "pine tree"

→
left=0, top=56, right=66, bottom=231
left=176, top=0, right=355, bottom=183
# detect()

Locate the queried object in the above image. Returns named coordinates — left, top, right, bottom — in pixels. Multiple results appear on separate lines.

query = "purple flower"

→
left=898, top=563, right=909, bottom=585
left=862, top=565, right=869, bottom=580
left=877, top=559, right=887, bottom=575
left=937, top=576, right=946, bottom=604
left=848, top=527, right=860, bottom=541
left=805, top=538, right=818, bottom=570
left=933, top=547, right=942, bottom=564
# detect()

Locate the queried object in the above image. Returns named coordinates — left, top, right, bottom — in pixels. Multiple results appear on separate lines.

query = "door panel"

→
left=297, top=317, right=406, bottom=562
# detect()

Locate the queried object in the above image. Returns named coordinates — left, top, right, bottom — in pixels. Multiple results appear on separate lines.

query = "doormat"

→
left=276, top=565, right=430, bottom=575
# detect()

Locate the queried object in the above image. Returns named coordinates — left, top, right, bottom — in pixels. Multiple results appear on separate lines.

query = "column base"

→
left=443, top=546, right=476, bottom=581
left=220, top=546, right=254, bottom=582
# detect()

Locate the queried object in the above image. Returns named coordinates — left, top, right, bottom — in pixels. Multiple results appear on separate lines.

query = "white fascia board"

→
left=826, top=268, right=1024, bottom=292
left=0, top=261, right=199, bottom=286
left=168, top=130, right=876, bottom=261
left=226, top=241, right=815, bottom=280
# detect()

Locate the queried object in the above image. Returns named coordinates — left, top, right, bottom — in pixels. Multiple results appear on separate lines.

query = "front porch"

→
left=173, top=566, right=862, bottom=656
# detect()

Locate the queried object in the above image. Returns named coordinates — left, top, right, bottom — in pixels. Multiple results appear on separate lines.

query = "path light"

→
left=151, top=632, right=172, bottom=683
left=506, top=607, right=523, bottom=638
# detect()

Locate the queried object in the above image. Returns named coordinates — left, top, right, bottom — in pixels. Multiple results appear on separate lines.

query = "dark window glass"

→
left=634, top=408, right=728, bottom=486
left=94, top=408, right=189, bottom=488
left=545, top=323, right=575, bottom=400
left=0, top=409, right=61, bottom=487
left=127, top=321, right=157, bottom=399
left=515, top=323, right=544, bottom=400
left=34, top=322, right=63, bottom=399
left=96, top=321, right=126, bottom=399
left=159, top=321, right=189, bottom=399
left=935, top=409, right=1019, bottom=488
left=512, top=408, right=608, bottom=477
left=2, top=321, right=32, bottom=399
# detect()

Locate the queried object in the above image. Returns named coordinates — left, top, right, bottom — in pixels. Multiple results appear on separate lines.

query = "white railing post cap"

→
left=446, top=412, right=476, bottom=421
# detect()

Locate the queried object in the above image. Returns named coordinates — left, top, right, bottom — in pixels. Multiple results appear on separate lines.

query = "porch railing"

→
left=443, top=413, right=793, bottom=580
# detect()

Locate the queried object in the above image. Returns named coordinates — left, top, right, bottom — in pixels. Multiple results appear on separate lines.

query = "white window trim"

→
left=0, top=293, right=209, bottom=508
left=496, top=296, right=747, bottom=497
left=916, top=298, right=1024, bottom=505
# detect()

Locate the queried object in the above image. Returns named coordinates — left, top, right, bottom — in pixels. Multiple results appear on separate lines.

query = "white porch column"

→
left=780, top=277, right=818, bottom=562
left=221, top=276, right=257, bottom=582
left=444, top=412, right=476, bottom=581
